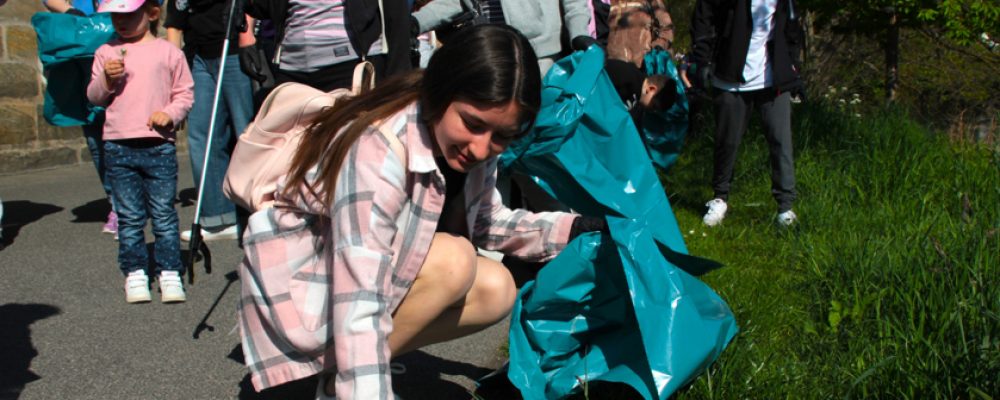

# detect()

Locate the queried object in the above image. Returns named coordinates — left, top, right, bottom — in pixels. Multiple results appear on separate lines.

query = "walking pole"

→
left=187, top=0, right=242, bottom=283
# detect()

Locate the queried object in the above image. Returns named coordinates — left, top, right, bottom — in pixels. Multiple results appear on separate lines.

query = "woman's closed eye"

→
left=462, top=116, right=488, bottom=134
left=491, top=130, right=521, bottom=145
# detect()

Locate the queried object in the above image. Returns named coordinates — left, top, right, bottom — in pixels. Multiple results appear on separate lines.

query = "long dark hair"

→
left=283, top=24, right=541, bottom=213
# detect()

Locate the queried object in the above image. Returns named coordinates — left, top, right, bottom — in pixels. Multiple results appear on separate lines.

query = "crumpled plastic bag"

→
left=31, top=12, right=115, bottom=126
left=500, top=46, right=737, bottom=400
left=640, top=48, right=689, bottom=172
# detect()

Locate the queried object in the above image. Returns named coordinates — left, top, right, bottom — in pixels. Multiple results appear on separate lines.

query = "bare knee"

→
left=467, top=260, right=516, bottom=324
left=420, top=233, right=478, bottom=303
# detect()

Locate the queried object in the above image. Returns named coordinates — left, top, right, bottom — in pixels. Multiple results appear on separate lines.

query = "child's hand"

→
left=148, top=111, right=174, bottom=130
left=104, top=59, right=125, bottom=87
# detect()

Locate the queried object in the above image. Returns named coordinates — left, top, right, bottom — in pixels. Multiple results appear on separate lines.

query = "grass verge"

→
left=668, top=103, right=1000, bottom=399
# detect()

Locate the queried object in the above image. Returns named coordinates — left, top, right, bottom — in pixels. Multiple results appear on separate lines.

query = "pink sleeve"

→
left=161, top=49, right=194, bottom=127
left=86, top=46, right=115, bottom=107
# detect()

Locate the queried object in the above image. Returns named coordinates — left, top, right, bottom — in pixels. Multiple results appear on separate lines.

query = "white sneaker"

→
left=159, top=271, right=186, bottom=303
left=776, top=210, right=798, bottom=227
left=702, top=198, right=728, bottom=227
left=180, top=225, right=238, bottom=242
left=125, top=270, right=151, bottom=303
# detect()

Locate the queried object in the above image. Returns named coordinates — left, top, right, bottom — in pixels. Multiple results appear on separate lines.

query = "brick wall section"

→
left=0, top=3, right=187, bottom=175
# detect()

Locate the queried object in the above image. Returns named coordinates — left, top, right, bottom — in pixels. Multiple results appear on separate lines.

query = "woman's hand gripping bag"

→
left=501, top=46, right=738, bottom=400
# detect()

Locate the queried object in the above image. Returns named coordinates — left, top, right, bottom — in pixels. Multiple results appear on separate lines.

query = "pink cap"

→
left=97, top=0, right=161, bottom=13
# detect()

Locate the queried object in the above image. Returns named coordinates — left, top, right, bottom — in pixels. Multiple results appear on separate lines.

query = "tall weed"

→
left=667, top=102, right=1000, bottom=399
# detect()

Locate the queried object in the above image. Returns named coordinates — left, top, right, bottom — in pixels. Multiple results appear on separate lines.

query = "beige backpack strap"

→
left=378, top=126, right=407, bottom=172
left=352, top=61, right=376, bottom=95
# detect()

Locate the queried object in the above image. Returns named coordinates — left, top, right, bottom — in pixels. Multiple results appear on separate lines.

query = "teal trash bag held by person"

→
left=500, top=46, right=738, bottom=400
left=641, top=48, right=689, bottom=172
left=32, top=11, right=116, bottom=126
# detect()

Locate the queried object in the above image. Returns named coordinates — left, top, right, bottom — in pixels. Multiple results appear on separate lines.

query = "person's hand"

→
left=148, top=111, right=173, bottom=130
left=104, top=58, right=125, bottom=87
left=569, top=215, right=608, bottom=240
left=238, top=44, right=266, bottom=82
left=571, top=35, right=600, bottom=52
left=688, top=62, right=712, bottom=92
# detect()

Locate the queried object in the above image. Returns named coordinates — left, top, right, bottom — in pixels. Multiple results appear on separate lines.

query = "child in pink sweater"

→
left=87, top=0, right=193, bottom=304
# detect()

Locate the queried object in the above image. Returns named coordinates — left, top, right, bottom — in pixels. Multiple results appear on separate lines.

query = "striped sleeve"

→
left=470, top=161, right=576, bottom=262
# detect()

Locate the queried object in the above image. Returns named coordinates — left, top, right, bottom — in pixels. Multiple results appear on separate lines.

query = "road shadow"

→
left=394, top=351, right=492, bottom=398
left=192, top=271, right=239, bottom=339
left=0, top=201, right=64, bottom=250
left=231, top=347, right=486, bottom=399
left=237, top=373, right=316, bottom=400
left=69, top=198, right=111, bottom=223
left=177, top=188, right=197, bottom=208
left=0, top=303, right=61, bottom=400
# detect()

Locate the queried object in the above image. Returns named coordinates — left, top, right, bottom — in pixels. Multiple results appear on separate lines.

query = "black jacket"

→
left=244, top=0, right=412, bottom=76
left=164, top=0, right=242, bottom=60
left=690, top=0, right=803, bottom=92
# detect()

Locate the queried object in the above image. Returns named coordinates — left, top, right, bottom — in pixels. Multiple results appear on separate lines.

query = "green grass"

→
left=663, top=103, right=1000, bottom=399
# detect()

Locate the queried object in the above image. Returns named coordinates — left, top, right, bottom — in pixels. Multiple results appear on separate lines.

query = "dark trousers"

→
left=712, top=89, right=796, bottom=212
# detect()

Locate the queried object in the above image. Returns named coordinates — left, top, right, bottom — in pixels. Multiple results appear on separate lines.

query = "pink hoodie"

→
left=87, top=38, right=193, bottom=141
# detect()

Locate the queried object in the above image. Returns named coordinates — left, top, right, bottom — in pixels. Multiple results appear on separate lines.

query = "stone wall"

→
left=0, top=2, right=186, bottom=175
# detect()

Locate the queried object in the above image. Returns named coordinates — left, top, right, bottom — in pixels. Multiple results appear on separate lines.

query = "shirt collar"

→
left=404, top=102, right=439, bottom=174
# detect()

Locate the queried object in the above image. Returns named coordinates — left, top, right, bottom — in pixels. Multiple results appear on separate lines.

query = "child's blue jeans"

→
left=105, top=140, right=183, bottom=276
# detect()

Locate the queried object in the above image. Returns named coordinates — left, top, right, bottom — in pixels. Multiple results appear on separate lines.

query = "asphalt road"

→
left=0, top=156, right=509, bottom=400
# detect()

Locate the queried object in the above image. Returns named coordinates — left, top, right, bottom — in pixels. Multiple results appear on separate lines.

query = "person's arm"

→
left=689, top=0, right=718, bottom=67
left=561, top=0, right=592, bottom=43
left=470, top=160, right=576, bottom=262
left=679, top=68, right=692, bottom=89
left=159, top=47, right=195, bottom=129
left=163, top=0, right=186, bottom=49
left=327, top=129, right=408, bottom=399
left=785, top=0, right=804, bottom=73
left=166, top=28, right=183, bottom=50
left=41, top=0, right=72, bottom=13
left=239, top=15, right=257, bottom=48
left=86, top=47, right=116, bottom=107
left=411, top=0, right=464, bottom=33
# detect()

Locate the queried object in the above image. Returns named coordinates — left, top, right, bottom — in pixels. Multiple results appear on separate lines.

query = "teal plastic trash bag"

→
left=640, top=48, right=689, bottom=172
left=32, top=12, right=115, bottom=126
left=502, top=46, right=738, bottom=400
left=32, top=12, right=115, bottom=66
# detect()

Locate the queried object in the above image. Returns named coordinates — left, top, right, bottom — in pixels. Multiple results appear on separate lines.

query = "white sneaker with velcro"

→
left=158, top=271, right=186, bottom=303
left=125, top=270, right=151, bottom=304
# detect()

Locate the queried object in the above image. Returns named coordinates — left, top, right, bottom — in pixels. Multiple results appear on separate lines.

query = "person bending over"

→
left=238, top=24, right=603, bottom=399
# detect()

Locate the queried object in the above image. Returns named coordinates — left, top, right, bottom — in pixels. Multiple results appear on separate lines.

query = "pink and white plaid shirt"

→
left=238, top=102, right=575, bottom=398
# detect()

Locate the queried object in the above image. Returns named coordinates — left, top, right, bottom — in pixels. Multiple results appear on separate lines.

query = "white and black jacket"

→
left=690, top=0, right=804, bottom=93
